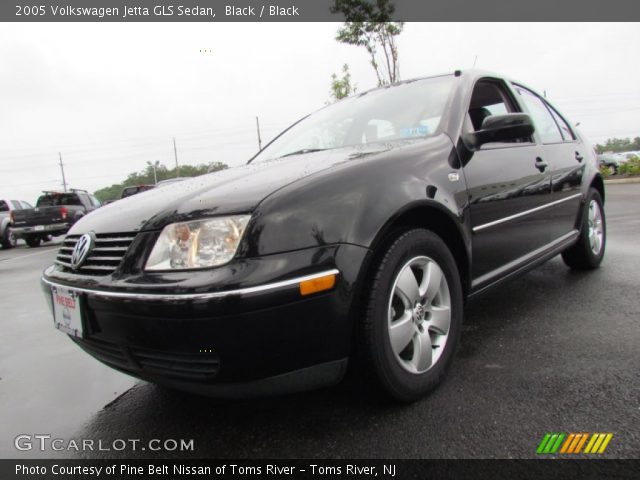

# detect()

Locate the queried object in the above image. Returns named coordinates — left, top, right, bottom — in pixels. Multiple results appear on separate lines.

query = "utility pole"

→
left=58, top=152, right=67, bottom=192
left=173, top=137, right=180, bottom=177
left=147, top=160, right=160, bottom=185
left=256, top=116, right=262, bottom=151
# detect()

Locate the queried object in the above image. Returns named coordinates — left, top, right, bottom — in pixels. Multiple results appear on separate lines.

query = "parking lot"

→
left=1, top=183, right=638, bottom=459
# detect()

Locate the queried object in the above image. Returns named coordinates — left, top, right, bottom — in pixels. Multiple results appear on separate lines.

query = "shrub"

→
left=618, top=156, right=640, bottom=176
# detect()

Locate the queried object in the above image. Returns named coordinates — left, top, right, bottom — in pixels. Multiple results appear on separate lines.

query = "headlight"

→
left=145, top=215, right=250, bottom=271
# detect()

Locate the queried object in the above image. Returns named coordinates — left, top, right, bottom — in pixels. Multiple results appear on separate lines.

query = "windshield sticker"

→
left=400, top=126, right=429, bottom=138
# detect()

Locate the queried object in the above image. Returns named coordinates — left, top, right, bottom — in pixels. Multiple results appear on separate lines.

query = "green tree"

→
left=329, top=64, right=357, bottom=102
left=594, top=136, right=640, bottom=154
left=94, top=162, right=227, bottom=202
left=331, top=0, right=404, bottom=86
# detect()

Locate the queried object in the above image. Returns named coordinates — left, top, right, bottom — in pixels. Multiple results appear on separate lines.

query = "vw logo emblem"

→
left=70, top=233, right=94, bottom=270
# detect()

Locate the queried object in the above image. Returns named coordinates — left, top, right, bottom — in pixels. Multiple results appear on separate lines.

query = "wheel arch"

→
left=590, top=173, right=605, bottom=204
left=360, top=201, right=471, bottom=300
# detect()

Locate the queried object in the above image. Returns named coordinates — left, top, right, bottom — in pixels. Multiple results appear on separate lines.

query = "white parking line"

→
left=0, top=246, right=59, bottom=263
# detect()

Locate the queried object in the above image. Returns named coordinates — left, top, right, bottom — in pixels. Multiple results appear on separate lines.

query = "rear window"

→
left=0, top=200, right=8, bottom=212
left=36, top=194, right=82, bottom=207
left=121, top=185, right=154, bottom=198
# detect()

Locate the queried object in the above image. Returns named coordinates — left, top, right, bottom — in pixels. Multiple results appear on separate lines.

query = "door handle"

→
left=535, top=157, right=548, bottom=172
left=575, top=151, right=584, bottom=162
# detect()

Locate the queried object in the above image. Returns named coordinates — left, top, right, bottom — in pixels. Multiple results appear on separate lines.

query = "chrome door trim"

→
left=472, top=193, right=583, bottom=233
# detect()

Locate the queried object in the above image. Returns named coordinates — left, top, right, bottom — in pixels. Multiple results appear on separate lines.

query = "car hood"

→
left=70, top=143, right=416, bottom=234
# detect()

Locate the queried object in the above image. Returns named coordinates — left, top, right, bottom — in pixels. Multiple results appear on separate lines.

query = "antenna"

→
left=472, top=55, right=478, bottom=68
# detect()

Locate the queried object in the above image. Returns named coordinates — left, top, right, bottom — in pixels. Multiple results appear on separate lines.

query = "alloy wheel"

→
left=588, top=199, right=604, bottom=255
left=387, top=256, right=451, bottom=374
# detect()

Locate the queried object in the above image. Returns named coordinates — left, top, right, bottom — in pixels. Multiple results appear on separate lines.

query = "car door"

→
left=462, top=79, right=552, bottom=288
left=513, top=86, right=585, bottom=240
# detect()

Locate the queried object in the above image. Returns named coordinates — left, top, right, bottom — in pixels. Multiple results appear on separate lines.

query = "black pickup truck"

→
left=12, top=190, right=101, bottom=247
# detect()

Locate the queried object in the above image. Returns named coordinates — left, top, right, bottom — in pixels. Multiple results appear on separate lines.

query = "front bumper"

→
left=13, top=222, right=69, bottom=237
left=41, top=244, right=369, bottom=396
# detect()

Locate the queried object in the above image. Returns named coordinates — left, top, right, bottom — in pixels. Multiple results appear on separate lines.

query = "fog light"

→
left=299, top=273, right=336, bottom=296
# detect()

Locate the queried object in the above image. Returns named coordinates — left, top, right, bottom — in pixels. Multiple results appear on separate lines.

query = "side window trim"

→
left=544, top=101, right=576, bottom=143
left=512, top=83, right=565, bottom=145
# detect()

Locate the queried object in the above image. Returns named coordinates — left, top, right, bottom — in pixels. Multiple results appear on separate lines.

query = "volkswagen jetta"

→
left=41, top=70, right=606, bottom=401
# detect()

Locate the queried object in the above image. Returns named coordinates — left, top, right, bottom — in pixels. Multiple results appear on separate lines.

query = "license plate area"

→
left=51, top=286, right=83, bottom=338
left=34, top=225, right=45, bottom=231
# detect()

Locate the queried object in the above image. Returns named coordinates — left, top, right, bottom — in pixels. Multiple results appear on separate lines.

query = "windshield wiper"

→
left=278, top=148, right=327, bottom=159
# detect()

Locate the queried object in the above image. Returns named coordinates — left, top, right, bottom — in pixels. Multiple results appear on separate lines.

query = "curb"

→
left=604, top=177, right=640, bottom=185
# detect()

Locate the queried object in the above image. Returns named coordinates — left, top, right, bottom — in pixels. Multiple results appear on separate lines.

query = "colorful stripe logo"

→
left=537, top=433, right=613, bottom=454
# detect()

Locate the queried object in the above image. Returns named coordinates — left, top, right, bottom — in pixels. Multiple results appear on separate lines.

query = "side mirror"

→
left=466, top=113, right=535, bottom=148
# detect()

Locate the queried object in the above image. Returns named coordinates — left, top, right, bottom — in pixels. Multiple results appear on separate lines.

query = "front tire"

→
left=561, top=188, right=606, bottom=270
left=359, top=229, right=463, bottom=402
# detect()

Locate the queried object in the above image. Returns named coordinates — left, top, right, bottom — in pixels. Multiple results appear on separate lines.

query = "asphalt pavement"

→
left=1, top=184, right=638, bottom=459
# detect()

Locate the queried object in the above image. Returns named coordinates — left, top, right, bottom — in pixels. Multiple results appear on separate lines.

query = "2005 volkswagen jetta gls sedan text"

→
left=41, top=70, right=606, bottom=401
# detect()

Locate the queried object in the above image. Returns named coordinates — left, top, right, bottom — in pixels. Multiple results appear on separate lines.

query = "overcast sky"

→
left=1, top=22, right=638, bottom=202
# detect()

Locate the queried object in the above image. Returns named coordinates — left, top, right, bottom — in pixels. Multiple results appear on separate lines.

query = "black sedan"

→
left=41, top=70, right=605, bottom=401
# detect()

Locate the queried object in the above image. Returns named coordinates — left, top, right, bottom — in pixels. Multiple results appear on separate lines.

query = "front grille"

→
left=131, top=347, right=221, bottom=381
left=55, top=232, right=136, bottom=276
left=73, top=338, right=221, bottom=382
left=73, top=337, right=130, bottom=370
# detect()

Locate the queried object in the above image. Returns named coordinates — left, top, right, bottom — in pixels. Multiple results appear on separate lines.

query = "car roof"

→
left=352, top=69, right=517, bottom=97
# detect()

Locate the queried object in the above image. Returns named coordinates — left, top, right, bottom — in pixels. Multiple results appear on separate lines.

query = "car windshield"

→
left=37, top=194, right=82, bottom=206
left=252, top=75, right=455, bottom=162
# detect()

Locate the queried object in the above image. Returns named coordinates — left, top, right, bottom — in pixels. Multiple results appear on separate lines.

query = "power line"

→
left=0, top=121, right=292, bottom=156
left=0, top=123, right=289, bottom=168
left=0, top=137, right=263, bottom=172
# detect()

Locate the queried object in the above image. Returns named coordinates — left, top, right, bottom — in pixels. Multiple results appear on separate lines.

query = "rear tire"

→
left=25, top=236, right=42, bottom=248
left=561, top=188, right=606, bottom=270
left=358, top=229, right=463, bottom=402
left=1, top=227, right=16, bottom=249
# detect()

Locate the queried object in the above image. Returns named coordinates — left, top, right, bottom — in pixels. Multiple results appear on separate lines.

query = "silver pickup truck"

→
left=0, top=199, right=33, bottom=249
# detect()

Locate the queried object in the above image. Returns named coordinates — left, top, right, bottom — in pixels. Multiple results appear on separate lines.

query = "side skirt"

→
left=468, top=230, right=579, bottom=300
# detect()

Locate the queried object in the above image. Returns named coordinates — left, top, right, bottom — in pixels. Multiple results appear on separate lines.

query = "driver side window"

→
left=465, top=80, right=532, bottom=145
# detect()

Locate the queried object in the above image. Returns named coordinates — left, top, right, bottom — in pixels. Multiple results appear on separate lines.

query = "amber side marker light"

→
left=299, top=273, right=337, bottom=296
